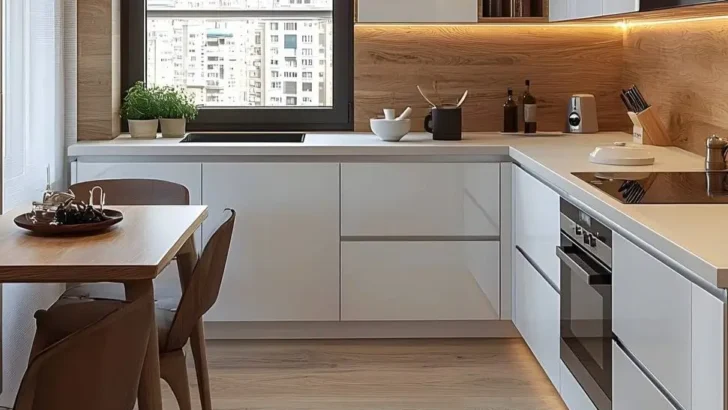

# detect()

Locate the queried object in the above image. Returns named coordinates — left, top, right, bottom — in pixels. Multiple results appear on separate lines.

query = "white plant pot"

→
left=160, top=118, right=187, bottom=138
left=128, top=119, right=159, bottom=139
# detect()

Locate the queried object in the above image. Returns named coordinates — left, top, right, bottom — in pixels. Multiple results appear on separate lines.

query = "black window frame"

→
left=121, top=0, right=354, bottom=132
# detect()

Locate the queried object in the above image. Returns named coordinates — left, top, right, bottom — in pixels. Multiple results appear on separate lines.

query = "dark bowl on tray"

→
left=14, top=209, right=123, bottom=235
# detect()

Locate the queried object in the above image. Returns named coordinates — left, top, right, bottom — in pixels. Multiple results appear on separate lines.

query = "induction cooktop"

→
left=572, top=172, right=728, bottom=204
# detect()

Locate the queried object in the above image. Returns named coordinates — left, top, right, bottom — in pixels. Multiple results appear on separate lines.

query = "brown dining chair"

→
left=47, top=209, right=236, bottom=410
left=15, top=298, right=151, bottom=410
left=62, top=178, right=191, bottom=300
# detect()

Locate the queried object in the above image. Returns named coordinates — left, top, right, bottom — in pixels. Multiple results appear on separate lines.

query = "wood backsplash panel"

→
left=624, top=19, right=728, bottom=155
left=354, top=25, right=628, bottom=133
left=78, top=0, right=121, bottom=141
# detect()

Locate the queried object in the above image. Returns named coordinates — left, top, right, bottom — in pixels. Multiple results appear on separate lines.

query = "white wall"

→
left=0, top=0, right=68, bottom=405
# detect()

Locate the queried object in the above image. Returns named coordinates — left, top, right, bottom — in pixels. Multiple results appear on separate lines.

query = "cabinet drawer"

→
left=513, top=166, right=560, bottom=286
left=341, top=163, right=500, bottom=237
left=613, top=342, right=677, bottom=410
left=560, top=361, right=597, bottom=410
left=692, top=285, right=726, bottom=410
left=514, top=251, right=560, bottom=389
left=341, top=241, right=500, bottom=321
left=613, top=234, right=691, bottom=409
left=358, top=0, right=478, bottom=23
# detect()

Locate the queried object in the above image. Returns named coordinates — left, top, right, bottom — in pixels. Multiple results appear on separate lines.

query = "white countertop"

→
left=69, top=132, right=728, bottom=290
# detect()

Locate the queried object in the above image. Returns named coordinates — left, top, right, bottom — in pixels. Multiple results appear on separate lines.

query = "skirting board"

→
left=203, top=320, right=519, bottom=340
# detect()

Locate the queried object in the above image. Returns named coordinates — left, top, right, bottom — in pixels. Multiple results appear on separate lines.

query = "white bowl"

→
left=370, top=119, right=411, bottom=142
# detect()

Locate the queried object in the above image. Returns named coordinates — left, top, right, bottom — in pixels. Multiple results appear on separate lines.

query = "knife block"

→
left=627, top=107, right=671, bottom=147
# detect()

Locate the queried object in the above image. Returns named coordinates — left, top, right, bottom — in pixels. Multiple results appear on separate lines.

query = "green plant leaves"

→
left=121, top=81, right=199, bottom=121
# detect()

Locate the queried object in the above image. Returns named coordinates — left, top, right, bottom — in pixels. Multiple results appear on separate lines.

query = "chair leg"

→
left=190, top=319, right=213, bottom=410
left=160, top=350, right=192, bottom=410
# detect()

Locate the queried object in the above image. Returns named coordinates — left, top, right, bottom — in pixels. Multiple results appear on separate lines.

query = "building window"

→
left=125, top=0, right=353, bottom=131
left=284, top=34, right=298, bottom=50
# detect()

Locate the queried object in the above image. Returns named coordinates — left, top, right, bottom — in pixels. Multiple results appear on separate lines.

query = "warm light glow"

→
left=618, top=14, right=728, bottom=28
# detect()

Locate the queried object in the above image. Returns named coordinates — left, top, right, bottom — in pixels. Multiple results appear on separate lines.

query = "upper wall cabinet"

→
left=358, top=0, right=479, bottom=23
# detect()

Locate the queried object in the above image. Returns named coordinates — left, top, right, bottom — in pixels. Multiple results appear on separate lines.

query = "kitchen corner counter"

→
left=69, top=131, right=728, bottom=293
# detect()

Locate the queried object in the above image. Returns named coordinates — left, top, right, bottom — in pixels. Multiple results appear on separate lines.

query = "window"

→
left=124, top=0, right=353, bottom=131
left=284, top=34, right=298, bottom=49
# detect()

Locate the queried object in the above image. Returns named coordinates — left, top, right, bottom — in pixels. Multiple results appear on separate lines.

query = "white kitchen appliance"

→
left=567, top=94, right=599, bottom=134
left=589, top=142, right=655, bottom=166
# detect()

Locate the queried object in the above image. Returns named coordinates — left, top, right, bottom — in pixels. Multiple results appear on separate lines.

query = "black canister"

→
left=424, top=106, right=462, bottom=141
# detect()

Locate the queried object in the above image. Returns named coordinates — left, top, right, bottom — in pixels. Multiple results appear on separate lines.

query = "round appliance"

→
left=589, top=142, right=655, bottom=166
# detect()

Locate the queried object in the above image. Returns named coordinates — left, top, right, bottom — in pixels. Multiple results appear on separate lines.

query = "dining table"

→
left=0, top=204, right=208, bottom=410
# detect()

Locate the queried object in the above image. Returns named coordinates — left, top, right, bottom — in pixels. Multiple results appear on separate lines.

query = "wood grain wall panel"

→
left=623, top=18, right=728, bottom=155
left=77, top=0, right=120, bottom=141
left=354, top=25, right=628, bottom=133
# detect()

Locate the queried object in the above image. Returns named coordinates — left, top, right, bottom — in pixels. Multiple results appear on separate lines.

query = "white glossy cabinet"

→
left=613, top=233, right=692, bottom=410
left=513, top=166, right=561, bottom=287
left=202, top=163, right=340, bottom=322
left=613, top=342, right=677, bottom=410
left=75, top=162, right=203, bottom=300
left=560, top=361, right=597, bottom=410
left=341, top=241, right=500, bottom=321
left=692, top=285, right=726, bottom=410
left=603, top=0, right=639, bottom=16
left=514, top=251, right=560, bottom=389
left=357, top=0, right=478, bottom=23
left=341, top=163, right=500, bottom=237
left=549, top=0, right=569, bottom=21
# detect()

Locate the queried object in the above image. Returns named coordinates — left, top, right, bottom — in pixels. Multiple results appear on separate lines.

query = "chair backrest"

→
left=14, top=298, right=152, bottom=410
left=69, top=179, right=190, bottom=205
left=165, top=209, right=236, bottom=351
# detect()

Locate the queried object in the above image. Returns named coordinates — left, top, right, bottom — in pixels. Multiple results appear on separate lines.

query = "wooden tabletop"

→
left=0, top=205, right=208, bottom=283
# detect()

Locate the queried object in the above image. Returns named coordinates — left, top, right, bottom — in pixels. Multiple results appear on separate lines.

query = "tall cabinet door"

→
left=568, top=0, right=602, bottom=19
left=202, top=163, right=340, bottom=322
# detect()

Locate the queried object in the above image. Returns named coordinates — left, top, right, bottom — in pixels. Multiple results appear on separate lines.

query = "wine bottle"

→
left=523, top=80, right=537, bottom=134
left=503, top=88, right=518, bottom=133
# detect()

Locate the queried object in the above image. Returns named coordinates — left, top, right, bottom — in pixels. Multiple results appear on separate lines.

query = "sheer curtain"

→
left=1, top=0, right=67, bottom=404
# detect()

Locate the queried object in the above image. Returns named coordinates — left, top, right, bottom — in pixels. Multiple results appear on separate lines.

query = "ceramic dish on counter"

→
left=370, top=118, right=411, bottom=142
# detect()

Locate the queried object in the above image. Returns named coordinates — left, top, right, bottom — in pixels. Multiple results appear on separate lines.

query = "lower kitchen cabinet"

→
left=560, top=361, right=598, bottom=410
left=692, top=284, right=726, bottom=410
left=75, top=161, right=203, bottom=205
left=341, top=163, right=500, bottom=238
left=514, top=250, right=560, bottom=388
left=613, top=342, right=677, bottom=410
left=202, top=163, right=340, bottom=322
left=613, top=233, right=692, bottom=409
left=341, top=241, right=500, bottom=321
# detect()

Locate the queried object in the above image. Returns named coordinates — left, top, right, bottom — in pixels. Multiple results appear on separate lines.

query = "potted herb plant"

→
left=121, top=81, right=160, bottom=139
left=158, top=87, right=198, bottom=138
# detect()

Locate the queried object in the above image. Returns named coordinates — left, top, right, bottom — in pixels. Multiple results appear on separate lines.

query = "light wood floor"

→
left=163, top=338, right=567, bottom=410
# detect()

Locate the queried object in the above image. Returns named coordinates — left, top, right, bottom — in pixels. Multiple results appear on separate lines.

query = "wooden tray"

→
left=14, top=209, right=123, bottom=235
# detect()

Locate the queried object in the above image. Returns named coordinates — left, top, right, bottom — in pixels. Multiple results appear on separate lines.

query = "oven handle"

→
left=556, top=246, right=610, bottom=285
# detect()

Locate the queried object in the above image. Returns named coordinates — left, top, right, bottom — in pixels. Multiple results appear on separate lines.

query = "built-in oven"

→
left=558, top=199, right=613, bottom=410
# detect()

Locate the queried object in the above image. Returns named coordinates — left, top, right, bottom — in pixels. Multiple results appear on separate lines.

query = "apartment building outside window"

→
left=125, top=0, right=353, bottom=131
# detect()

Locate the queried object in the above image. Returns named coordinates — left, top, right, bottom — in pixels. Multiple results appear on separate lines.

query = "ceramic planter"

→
left=160, top=118, right=187, bottom=138
left=128, top=119, right=159, bottom=139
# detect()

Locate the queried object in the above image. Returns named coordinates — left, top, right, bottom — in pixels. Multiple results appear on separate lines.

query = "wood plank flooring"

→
left=163, top=338, right=566, bottom=410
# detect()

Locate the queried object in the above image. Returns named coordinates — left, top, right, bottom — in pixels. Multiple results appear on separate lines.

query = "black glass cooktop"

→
left=572, top=172, right=728, bottom=204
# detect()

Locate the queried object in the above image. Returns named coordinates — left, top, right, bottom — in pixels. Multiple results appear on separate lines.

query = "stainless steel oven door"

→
left=558, top=234, right=612, bottom=410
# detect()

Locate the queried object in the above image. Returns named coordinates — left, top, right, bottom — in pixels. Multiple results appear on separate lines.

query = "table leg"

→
left=125, top=280, right=163, bottom=410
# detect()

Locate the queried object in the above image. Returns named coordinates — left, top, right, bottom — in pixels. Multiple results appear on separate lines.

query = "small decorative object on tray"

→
left=15, top=177, right=123, bottom=235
